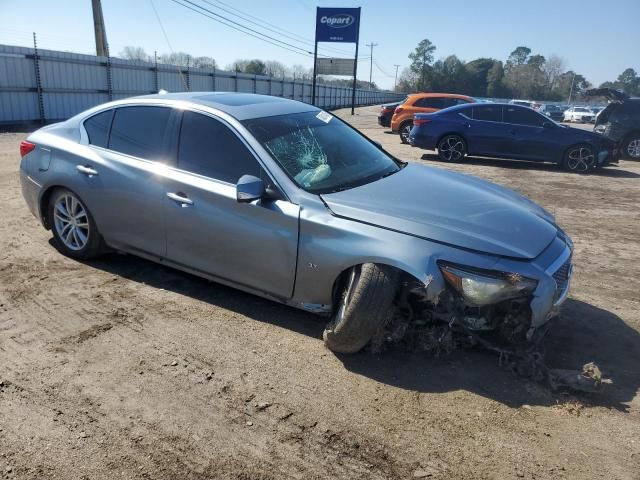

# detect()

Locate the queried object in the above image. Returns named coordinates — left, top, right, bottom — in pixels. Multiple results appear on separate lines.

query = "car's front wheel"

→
left=48, top=188, right=104, bottom=260
left=399, top=121, right=413, bottom=144
left=437, top=135, right=467, bottom=161
left=563, top=144, right=596, bottom=173
left=622, top=133, right=640, bottom=160
left=323, top=263, right=398, bottom=354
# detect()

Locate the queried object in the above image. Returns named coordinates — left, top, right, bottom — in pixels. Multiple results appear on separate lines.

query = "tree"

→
left=617, top=68, right=639, bottom=95
left=542, top=55, right=566, bottom=94
left=408, top=39, right=436, bottom=91
left=506, top=46, right=531, bottom=69
left=527, top=54, right=546, bottom=69
left=486, top=61, right=507, bottom=98
left=291, top=64, right=312, bottom=80
left=464, top=58, right=498, bottom=97
left=244, top=59, right=267, bottom=75
left=119, top=46, right=150, bottom=62
left=158, top=51, right=192, bottom=67
left=265, top=60, right=289, bottom=78
left=192, top=56, right=217, bottom=69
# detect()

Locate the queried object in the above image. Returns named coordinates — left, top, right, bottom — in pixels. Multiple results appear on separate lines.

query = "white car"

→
left=563, top=106, right=595, bottom=123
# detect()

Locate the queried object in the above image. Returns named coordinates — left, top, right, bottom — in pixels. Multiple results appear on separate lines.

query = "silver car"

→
left=19, top=92, right=573, bottom=354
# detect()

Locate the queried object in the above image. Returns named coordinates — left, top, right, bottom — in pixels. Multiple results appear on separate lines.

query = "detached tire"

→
left=323, top=263, right=398, bottom=354
left=48, top=188, right=104, bottom=260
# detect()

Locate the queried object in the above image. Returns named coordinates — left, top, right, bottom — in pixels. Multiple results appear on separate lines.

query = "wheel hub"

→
left=53, top=194, right=90, bottom=251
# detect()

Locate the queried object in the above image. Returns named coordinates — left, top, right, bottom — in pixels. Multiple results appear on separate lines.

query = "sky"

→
left=0, top=0, right=638, bottom=90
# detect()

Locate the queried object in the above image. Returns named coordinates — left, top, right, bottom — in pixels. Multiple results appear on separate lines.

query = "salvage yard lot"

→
left=1, top=105, right=639, bottom=479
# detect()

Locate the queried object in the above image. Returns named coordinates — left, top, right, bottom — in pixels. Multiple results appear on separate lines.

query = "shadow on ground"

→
left=420, top=152, right=640, bottom=178
left=81, top=249, right=639, bottom=411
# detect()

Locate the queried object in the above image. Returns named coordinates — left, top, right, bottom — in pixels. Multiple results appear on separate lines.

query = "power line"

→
left=168, top=0, right=316, bottom=57
left=149, top=0, right=189, bottom=90
left=198, top=0, right=352, bottom=57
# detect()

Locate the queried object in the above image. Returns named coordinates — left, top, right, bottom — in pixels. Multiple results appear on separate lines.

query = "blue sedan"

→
left=409, top=103, right=617, bottom=173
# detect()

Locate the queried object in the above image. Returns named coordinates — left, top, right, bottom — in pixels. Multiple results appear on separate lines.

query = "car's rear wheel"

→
left=399, top=121, right=413, bottom=144
left=437, top=135, right=467, bottom=161
left=563, top=144, right=596, bottom=173
left=48, top=188, right=104, bottom=260
left=622, top=133, right=640, bottom=160
left=323, top=263, right=398, bottom=354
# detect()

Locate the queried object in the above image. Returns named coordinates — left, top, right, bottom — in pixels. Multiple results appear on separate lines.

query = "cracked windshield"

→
left=243, top=111, right=400, bottom=193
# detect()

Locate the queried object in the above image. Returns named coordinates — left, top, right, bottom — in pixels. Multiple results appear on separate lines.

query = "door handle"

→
left=77, top=165, right=98, bottom=176
left=166, top=192, right=193, bottom=206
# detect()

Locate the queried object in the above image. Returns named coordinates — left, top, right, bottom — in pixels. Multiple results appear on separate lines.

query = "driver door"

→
left=163, top=110, right=299, bottom=299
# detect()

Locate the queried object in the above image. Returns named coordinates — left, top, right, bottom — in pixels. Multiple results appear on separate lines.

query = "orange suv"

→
left=391, top=93, right=476, bottom=143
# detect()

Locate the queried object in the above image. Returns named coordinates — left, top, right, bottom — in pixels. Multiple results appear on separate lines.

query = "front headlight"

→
left=439, top=263, right=537, bottom=306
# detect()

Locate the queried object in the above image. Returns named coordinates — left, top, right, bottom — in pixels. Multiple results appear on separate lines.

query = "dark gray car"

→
left=19, top=92, right=573, bottom=353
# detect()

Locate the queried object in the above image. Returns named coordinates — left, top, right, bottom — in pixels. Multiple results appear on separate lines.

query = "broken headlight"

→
left=439, top=263, right=537, bottom=306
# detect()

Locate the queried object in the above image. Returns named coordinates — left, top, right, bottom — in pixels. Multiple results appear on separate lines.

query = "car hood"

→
left=321, top=163, right=558, bottom=259
left=584, top=88, right=629, bottom=103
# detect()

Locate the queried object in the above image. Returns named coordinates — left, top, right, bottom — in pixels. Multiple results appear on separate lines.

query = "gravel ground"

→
left=0, top=106, right=639, bottom=479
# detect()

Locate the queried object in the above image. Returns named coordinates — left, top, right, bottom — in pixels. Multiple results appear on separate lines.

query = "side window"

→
left=178, top=111, right=260, bottom=184
left=84, top=110, right=113, bottom=148
left=453, top=98, right=470, bottom=106
left=416, top=97, right=445, bottom=109
left=503, top=106, right=545, bottom=127
left=109, top=106, right=172, bottom=160
left=473, top=106, right=502, bottom=122
left=619, top=101, right=640, bottom=115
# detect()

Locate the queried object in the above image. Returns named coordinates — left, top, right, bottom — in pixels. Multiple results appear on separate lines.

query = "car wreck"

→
left=19, top=93, right=604, bottom=393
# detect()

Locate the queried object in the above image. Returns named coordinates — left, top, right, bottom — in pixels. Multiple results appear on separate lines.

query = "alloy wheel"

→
left=627, top=138, right=640, bottom=158
left=566, top=146, right=595, bottom=172
left=439, top=136, right=465, bottom=161
left=400, top=124, right=412, bottom=143
left=53, top=193, right=90, bottom=251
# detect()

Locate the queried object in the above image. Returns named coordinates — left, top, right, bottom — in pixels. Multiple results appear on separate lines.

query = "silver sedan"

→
left=20, top=92, right=572, bottom=353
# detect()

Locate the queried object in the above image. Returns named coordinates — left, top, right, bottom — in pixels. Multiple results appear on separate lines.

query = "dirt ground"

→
left=1, top=106, right=639, bottom=480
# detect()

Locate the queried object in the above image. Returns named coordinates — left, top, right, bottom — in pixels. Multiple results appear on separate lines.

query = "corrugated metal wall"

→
left=0, top=44, right=404, bottom=124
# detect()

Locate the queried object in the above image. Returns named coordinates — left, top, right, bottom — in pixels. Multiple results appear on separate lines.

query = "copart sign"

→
left=315, top=7, right=361, bottom=43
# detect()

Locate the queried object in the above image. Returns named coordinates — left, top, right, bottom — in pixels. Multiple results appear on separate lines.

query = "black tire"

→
left=621, top=133, right=640, bottom=160
left=48, top=188, right=104, bottom=260
left=399, top=121, right=413, bottom=144
left=562, top=144, right=596, bottom=173
left=323, top=263, right=398, bottom=354
left=437, top=135, right=467, bottom=161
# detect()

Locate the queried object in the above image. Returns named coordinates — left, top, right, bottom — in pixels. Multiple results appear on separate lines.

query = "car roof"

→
left=407, top=92, right=473, bottom=100
left=133, top=92, right=318, bottom=120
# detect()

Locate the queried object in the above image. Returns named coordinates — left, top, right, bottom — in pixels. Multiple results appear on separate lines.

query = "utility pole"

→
left=393, top=64, right=400, bottom=90
left=365, top=42, right=378, bottom=89
left=568, top=71, right=576, bottom=104
left=91, top=0, right=108, bottom=57
left=421, top=50, right=426, bottom=92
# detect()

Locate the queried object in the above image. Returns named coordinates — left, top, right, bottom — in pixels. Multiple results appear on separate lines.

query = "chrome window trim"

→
left=79, top=101, right=293, bottom=203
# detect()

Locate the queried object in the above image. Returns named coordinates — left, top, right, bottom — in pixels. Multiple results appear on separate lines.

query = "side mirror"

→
left=372, top=140, right=383, bottom=149
left=542, top=121, right=554, bottom=129
left=236, top=174, right=265, bottom=203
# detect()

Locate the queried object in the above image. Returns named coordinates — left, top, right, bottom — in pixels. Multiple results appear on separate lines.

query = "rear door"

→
left=163, top=110, right=299, bottom=299
left=80, top=105, right=176, bottom=257
left=467, top=105, right=511, bottom=156
left=503, top=106, right=558, bottom=161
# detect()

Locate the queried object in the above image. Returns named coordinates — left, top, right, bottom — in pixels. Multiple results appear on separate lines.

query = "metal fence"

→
left=0, top=44, right=404, bottom=124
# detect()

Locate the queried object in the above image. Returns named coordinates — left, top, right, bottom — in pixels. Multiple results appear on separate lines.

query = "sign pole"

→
left=350, top=7, right=361, bottom=115
left=311, top=7, right=319, bottom=106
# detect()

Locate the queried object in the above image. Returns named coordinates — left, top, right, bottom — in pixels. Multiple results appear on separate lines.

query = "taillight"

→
left=395, top=107, right=403, bottom=114
left=413, top=118, right=432, bottom=126
left=20, top=140, right=36, bottom=157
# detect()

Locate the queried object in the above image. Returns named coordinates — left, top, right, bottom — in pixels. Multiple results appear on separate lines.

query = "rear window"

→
left=618, top=100, right=640, bottom=115
left=84, top=110, right=113, bottom=148
left=473, top=105, right=502, bottom=122
left=109, top=106, right=172, bottom=160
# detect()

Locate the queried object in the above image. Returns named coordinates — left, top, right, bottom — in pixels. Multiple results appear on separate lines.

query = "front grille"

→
left=552, top=257, right=572, bottom=303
